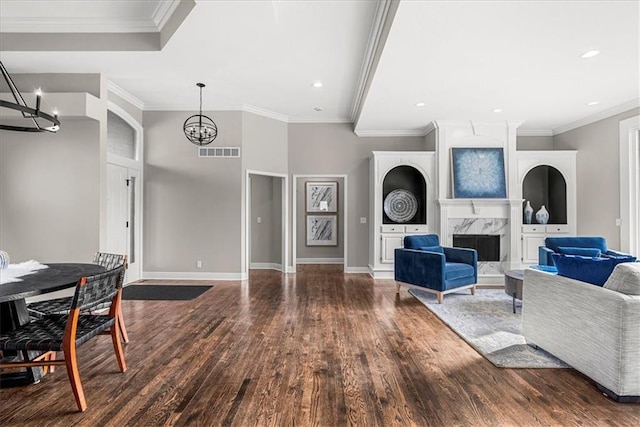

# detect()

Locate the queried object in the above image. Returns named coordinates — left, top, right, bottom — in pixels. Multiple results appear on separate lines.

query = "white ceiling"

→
left=1, top=0, right=638, bottom=134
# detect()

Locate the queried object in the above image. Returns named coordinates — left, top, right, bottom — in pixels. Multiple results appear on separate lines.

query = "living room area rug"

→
left=409, top=288, right=569, bottom=369
left=122, top=284, right=213, bottom=301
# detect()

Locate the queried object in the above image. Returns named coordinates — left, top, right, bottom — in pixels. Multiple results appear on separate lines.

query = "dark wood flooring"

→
left=1, top=265, right=639, bottom=426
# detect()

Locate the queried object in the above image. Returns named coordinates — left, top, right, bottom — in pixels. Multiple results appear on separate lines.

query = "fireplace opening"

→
left=453, top=234, right=500, bottom=261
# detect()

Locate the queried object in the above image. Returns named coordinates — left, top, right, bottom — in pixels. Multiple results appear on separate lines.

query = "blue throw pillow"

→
left=557, top=246, right=601, bottom=257
left=551, top=253, right=637, bottom=286
left=419, top=245, right=444, bottom=254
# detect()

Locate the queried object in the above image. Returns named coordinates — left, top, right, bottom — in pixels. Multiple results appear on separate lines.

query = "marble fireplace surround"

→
left=438, top=199, right=522, bottom=279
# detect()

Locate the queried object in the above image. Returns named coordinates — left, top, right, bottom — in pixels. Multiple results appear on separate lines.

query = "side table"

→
left=504, top=269, right=524, bottom=314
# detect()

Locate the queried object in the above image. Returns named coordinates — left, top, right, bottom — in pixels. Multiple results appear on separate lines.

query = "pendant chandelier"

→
left=183, top=83, right=217, bottom=146
left=0, top=61, right=60, bottom=133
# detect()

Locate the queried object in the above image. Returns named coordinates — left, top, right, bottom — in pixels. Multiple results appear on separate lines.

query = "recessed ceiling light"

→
left=586, top=101, right=599, bottom=106
left=493, top=108, right=503, bottom=113
left=314, top=107, right=323, bottom=112
left=581, top=50, right=600, bottom=59
left=311, top=81, right=323, bottom=88
left=415, top=102, right=425, bottom=107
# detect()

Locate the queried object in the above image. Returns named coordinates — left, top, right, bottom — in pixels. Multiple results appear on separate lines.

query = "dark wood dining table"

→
left=0, top=262, right=106, bottom=388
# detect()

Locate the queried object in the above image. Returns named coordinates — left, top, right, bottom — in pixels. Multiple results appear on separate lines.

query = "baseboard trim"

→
left=344, top=267, right=371, bottom=274
left=296, top=258, right=344, bottom=264
left=249, top=262, right=284, bottom=272
left=142, top=271, right=247, bottom=281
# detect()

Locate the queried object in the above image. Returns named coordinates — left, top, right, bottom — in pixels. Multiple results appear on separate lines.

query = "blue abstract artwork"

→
left=451, top=148, right=507, bottom=198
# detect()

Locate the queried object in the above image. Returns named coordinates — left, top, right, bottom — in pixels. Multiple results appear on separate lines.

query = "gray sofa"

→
left=522, top=263, right=640, bottom=402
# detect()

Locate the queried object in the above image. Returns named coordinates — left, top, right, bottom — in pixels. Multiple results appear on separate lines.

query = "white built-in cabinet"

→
left=516, top=151, right=577, bottom=265
left=369, top=151, right=436, bottom=278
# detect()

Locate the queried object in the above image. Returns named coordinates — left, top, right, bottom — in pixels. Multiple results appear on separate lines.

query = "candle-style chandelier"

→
left=0, top=61, right=60, bottom=133
left=183, top=83, right=217, bottom=146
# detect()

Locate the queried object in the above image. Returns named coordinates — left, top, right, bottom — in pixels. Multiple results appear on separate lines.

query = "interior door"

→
left=106, top=164, right=141, bottom=282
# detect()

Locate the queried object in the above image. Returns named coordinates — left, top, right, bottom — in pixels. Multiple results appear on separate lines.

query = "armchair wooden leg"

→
left=437, top=293, right=444, bottom=304
left=111, top=321, right=127, bottom=373
left=471, top=285, right=476, bottom=296
left=118, top=311, right=129, bottom=344
left=396, top=282, right=401, bottom=294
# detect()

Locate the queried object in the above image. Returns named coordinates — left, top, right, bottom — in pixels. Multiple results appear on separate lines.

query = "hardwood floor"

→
left=1, top=266, right=639, bottom=426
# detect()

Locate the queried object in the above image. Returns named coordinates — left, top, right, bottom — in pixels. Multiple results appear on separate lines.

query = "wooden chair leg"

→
left=396, top=282, right=401, bottom=294
left=63, top=343, right=87, bottom=412
left=111, top=321, right=127, bottom=373
left=437, top=292, right=444, bottom=304
left=471, top=285, right=476, bottom=296
left=48, top=352, right=57, bottom=373
left=118, top=311, right=130, bottom=344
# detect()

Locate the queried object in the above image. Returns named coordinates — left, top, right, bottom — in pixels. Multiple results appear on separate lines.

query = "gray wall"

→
left=250, top=174, right=282, bottom=266
left=0, top=120, right=100, bottom=262
left=553, top=107, right=640, bottom=250
left=288, top=123, right=426, bottom=269
left=296, top=177, right=344, bottom=261
left=242, top=112, right=288, bottom=174
left=517, top=135, right=554, bottom=150
left=143, top=110, right=243, bottom=272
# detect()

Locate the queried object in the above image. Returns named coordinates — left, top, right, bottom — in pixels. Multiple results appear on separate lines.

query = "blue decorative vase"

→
left=523, top=201, right=533, bottom=224
left=0, top=250, right=9, bottom=269
left=536, top=205, right=550, bottom=225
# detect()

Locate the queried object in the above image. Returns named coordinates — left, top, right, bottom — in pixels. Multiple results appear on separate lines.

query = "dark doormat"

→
left=122, top=284, right=213, bottom=301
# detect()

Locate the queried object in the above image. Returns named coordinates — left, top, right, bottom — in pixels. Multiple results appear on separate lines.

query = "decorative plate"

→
left=384, top=189, right=418, bottom=223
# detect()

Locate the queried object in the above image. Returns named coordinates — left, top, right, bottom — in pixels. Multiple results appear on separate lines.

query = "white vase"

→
left=523, top=201, right=533, bottom=224
left=536, top=205, right=550, bottom=225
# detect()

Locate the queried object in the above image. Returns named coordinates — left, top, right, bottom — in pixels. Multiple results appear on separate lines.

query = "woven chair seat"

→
left=0, top=314, right=115, bottom=352
left=27, top=297, right=74, bottom=318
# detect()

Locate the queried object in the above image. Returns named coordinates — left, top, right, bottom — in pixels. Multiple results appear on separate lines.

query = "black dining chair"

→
left=0, top=266, right=127, bottom=412
left=27, top=252, right=130, bottom=343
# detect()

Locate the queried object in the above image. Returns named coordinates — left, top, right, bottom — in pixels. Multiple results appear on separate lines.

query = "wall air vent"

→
left=198, top=147, right=241, bottom=158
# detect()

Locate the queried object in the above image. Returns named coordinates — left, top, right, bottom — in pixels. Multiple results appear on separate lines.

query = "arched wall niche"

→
left=381, top=165, right=427, bottom=224
left=522, top=165, right=567, bottom=224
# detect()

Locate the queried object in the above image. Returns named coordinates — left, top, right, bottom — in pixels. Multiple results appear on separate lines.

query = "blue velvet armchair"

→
left=539, top=236, right=633, bottom=266
left=394, top=234, right=478, bottom=304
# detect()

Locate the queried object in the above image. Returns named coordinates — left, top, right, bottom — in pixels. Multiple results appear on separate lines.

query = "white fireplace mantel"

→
left=437, top=198, right=522, bottom=217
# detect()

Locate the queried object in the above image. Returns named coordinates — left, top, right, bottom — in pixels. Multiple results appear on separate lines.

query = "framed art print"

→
left=306, top=181, right=338, bottom=212
left=306, top=215, right=338, bottom=246
left=451, top=147, right=507, bottom=198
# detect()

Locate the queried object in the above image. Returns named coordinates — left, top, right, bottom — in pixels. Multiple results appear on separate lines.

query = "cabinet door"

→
left=522, top=235, right=546, bottom=264
left=381, top=235, right=404, bottom=263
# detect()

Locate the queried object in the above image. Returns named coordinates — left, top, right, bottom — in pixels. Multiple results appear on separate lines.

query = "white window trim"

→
left=619, top=115, right=640, bottom=254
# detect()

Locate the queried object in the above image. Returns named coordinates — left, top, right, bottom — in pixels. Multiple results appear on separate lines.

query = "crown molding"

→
left=354, top=129, right=427, bottom=137
left=517, top=129, right=554, bottom=137
left=287, top=116, right=352, bottom=124
left=0, top=17, right=158, bottom=33
left=153, top=0, right=182, bottom=31
left=107, top=81, right=145, bottom=110
left=350, top=0, right=395, bottom=122
left=241, top=105, right=289, bottom=122
left=552, top=98, right=640, bottom=135
left=422, top=121, right=436, bottom=135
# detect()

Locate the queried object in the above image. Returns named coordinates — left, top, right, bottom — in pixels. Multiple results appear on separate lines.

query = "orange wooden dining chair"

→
left=0, top=266, right=127, bottom=412
left=27, top=253, right=130, bottom=343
